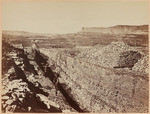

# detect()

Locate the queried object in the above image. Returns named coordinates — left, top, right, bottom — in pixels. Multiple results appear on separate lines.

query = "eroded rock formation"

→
left=41, top=42, right=149, bottom=113
left=2, top=40, right=149, bottom=113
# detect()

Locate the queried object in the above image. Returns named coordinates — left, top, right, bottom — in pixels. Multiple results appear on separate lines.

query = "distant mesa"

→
left=80, top=25, right=148, bottom=34
left=2, top=25, right=148, bottom=35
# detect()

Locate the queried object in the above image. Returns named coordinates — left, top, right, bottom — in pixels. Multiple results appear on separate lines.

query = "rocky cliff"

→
left=2, top=40, right=149, bottom=113
left=40, top=42, right=149, bottom=113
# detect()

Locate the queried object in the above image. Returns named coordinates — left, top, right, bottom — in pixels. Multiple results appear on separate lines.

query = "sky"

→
left=2, top=0, right=149, bottom=34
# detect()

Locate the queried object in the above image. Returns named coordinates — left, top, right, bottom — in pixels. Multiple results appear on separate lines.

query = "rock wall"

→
left=41, top=42, right=149, bottom=113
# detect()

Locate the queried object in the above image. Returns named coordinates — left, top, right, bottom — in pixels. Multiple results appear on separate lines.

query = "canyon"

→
left=2, top=25, right=149, bottom=113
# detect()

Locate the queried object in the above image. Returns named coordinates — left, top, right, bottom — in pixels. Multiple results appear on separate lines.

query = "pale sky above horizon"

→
left=2, top=0, right=149, bottom=34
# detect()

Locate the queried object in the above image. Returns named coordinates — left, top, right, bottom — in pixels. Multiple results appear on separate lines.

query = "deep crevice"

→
left=12, top=56, right=61, bottom=112
left=34, top=50, right=86, bottom=112
left=3, top=45, right=61, bottom=112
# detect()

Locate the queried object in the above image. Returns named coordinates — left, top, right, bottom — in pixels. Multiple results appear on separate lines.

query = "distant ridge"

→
left=2, top=30, right=31, bottom=36
left=2, top=25, right=148, bottom=36
left=2, top=30, right=53, bottom=37
left=80, top=25, right=148, bottom=34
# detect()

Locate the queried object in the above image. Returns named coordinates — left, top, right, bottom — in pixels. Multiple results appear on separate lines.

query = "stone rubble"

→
left=2, top=41, right=75, bottom=113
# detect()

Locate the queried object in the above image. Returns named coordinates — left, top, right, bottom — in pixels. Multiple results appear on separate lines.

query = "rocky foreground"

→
left=2, top=39, right=149, bottom=113
left=2, top=41, right=77, bottom=113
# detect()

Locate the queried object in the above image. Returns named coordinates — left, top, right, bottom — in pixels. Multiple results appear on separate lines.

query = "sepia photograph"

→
left=1, top=0, right=149, bottom=113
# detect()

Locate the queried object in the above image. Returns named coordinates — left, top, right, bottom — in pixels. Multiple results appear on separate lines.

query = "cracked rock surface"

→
left=41, top=42, right=148, bottom=113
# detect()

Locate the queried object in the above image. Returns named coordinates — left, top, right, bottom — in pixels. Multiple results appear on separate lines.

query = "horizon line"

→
left=2, top=24, right=149, bottom=34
